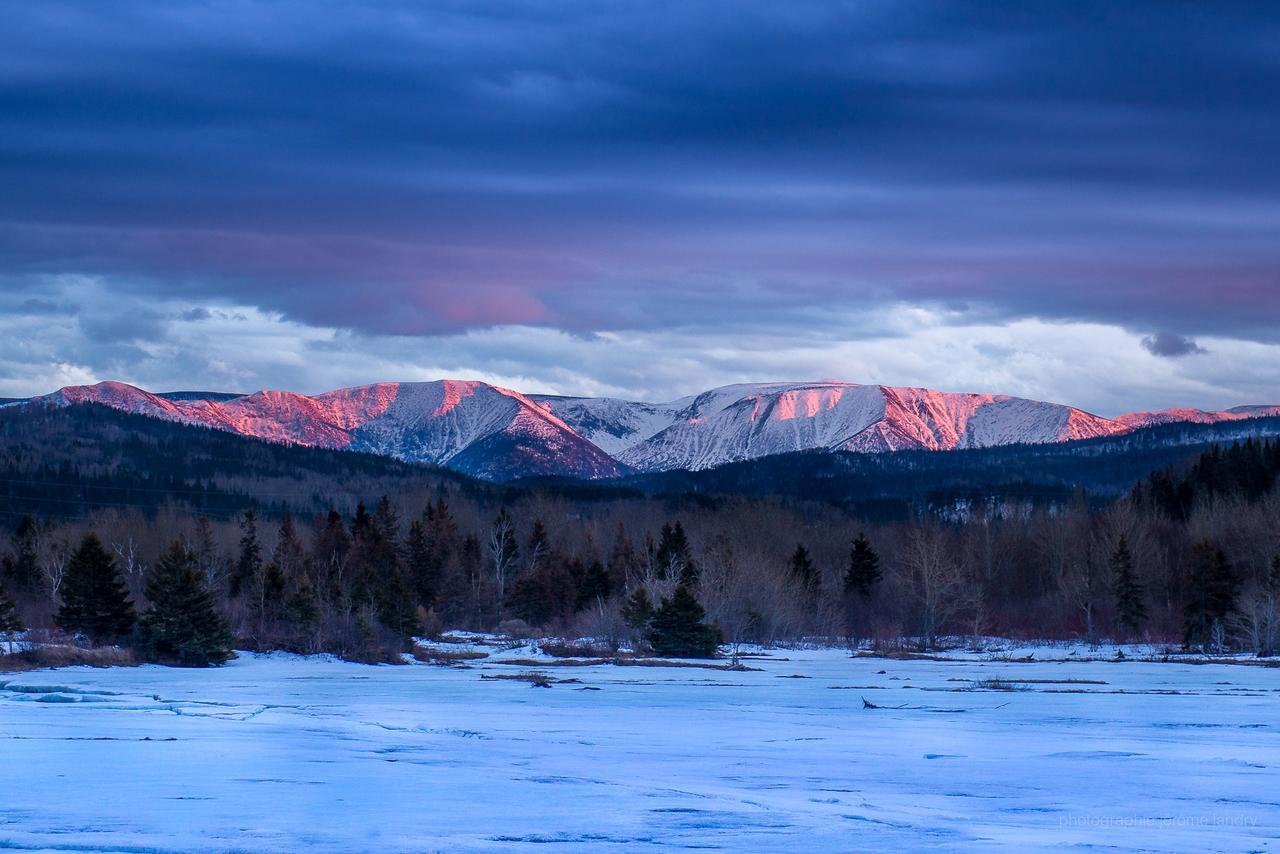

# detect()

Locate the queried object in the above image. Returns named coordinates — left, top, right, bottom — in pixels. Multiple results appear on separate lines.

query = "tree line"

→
left=2, top=439, right=1279, bottom=665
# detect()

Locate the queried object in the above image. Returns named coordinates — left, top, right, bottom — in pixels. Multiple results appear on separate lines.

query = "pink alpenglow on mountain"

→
left=24, top=379, right=1280, bottom=480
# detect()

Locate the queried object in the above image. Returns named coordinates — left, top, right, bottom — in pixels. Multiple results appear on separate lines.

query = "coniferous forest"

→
left=1, top=404, right=1279, bottom=665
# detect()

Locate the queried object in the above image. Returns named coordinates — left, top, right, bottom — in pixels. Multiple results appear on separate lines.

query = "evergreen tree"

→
left=229, top=510, right=263, bottom=598
left=2, top=514, right=42, bottom=594
left=648, top=584, right=721, bottom=658
left=285, top=571, right=321, bottom=648
left=55, top=533, right=136, bottom=644
left=373, top=495, right=400, bottom=545
left=350, top=501, right=373, bottom=539
left=274, top=512, right=307, bottom=581
left=1110, top=537, right=1148, bottom=637
left=254, top=560, right=287, bottom=637
left=0, top=583, right=24, bottom=654
left=621, top=586, right=654, bottom=632
left=576, top=559, right=612, bottom=610
left=405, top=518, right=438, bottom=608
left=788, top=544, right=819, bottom=595
left=607, top=523, right=640, bottom=589
left=655, top=522, right=697, bottom=585
left=191, top=515, right=220, bottom=584
left=844, top=533, right=882, bottom=598
left=314, top=508, right=352, bottom=599
left=1183, top=541, right=1240, bottom=650
left=506, top=572, right=558, bottom=627
left=139, top=541, right=234, bottom=666
left=1269, top=555, right=1280, bottom=595
left=526, top=519, right=550, bottom=573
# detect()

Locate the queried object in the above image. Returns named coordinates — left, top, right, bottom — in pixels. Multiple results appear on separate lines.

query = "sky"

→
left=2, top=1, right=1278, bottom=415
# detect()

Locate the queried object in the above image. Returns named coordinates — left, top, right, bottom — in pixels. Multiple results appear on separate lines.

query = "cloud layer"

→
left=1, top=2, right=1277, bottom=406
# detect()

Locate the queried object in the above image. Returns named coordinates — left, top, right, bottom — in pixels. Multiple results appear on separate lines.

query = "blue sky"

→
left=2, top=1, right=1278, bottom=412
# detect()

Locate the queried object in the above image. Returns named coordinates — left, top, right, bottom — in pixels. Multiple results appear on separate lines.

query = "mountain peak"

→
left=25, top=378, right=1280, bottom=480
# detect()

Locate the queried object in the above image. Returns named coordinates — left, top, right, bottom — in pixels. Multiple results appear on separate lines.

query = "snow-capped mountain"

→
left=38, top=380, right=624, bottom=480
left=548, top=381, right=1132, bottom=471
left=1115, top=405, right=1280, bottom=429
left=18, top=379, right=1280, bottom=480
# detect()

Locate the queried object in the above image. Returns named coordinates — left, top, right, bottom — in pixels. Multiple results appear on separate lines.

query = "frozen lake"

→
left=2, top=642, right=1277, bottom=852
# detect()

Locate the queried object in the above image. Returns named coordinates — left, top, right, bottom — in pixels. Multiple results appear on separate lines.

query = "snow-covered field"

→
left=2, top=642, right=1277, bottom=852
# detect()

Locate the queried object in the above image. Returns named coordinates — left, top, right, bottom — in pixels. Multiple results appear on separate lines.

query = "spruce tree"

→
left=373, top=495, right=400, bottom=545
left=648, top=584, right=721, bottom=658
left=405, top=518, right=438, bottom=608
left=1183, top=542, right=1240, bottom=650
left=655, top=522, right=697, bottom=585
left=2, top=515, right=42, bottom=594
left=576, top=560, right=612, bottom=610
left=622, top=586, right=654, bottom=632
left=506, top=571, right=557, bottom=627
left=230, top=510, right=263, bottom=598
left=139, top=541, right=234, bottom=666
left=788, top=544, right=819, bottom=594
left=1110, top=537, right=1148, bottom=637
left=0, top=583, right=24, bottom=654
left=56, top=533, right=136, bottom=645
left=526, top=519, right=550, bottom=573
left=844, top=533, right=882, bottom=598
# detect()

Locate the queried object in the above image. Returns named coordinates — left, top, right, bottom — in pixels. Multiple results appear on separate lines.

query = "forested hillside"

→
left=1, top=404, right=1278, bottom=666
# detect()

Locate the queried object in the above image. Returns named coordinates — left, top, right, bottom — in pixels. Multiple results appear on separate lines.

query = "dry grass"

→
left=491, top=656, right=761, bottom=672
left=479, top=672, right=581, bottom=687
left=853, top=650, right=953, bottom=661
left=0, top=645, right=138, bottom=673
left=969, top=678, right=1030, bottom=692
left=411, top=646, right=490, bottom=666
left=539, top=640, right=618, bottom=658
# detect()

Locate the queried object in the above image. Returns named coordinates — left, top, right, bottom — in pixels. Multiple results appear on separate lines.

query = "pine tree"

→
left=56, top=533, right=136, bottom=644
left=621, top=586, right=654, bottom=632
left=0, top=583, right=24, bottom=654
left=506, top=572, right=558, bottom=627
left=253, top=560, right=287, bottom=638
left=655, top=522, right=697, bottom=585
left=139, top=541, right=234, bottom=666
left=576, top=559, right=612, bottom=610
left=229, top=510, right=262, bottom=598
left=844, top=533, right=882, bottom=598
left=1110, top=537, right=1148, bottom=637
left=788, top=544, right=818, bottom=594
left=648, top=584, right=721, bottom=658
left=314, top=508, right=352, bottom=598
left=405, top=518, right=438, bottom=607
left=2, top=515, right=42, bottom=594
left=1183, top=542, right=1240, bottom=650
left=191, top=515, right=220, bottom=585
left=526, top=519, right=550, bottom=573
left=373, top=495, right=400, bottom=545
left=608, top=523, right=640, bottom=589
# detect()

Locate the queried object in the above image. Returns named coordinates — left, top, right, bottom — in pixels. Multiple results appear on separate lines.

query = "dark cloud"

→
left=1142, top=332, right=1207, bottom=358
left=0, top=0, right=1277, bottom=353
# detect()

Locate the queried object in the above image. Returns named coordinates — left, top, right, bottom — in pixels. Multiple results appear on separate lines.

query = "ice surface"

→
left=1, top=645, right=1277, bottom=852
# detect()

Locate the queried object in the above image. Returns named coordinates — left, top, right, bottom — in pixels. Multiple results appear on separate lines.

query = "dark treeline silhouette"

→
left=1, top=406, right=1279, bottom=664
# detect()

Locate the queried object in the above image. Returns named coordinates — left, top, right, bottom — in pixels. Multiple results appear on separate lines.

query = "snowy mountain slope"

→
left=1115, top=404, right=1280, bottom=429
left=24, top=378, right=1280, bottom=479
left=35, top=380, right=624, bottom=480
left=529, top=395, right=683, bottom=456
left=610, top=382, right=1132, bottom=471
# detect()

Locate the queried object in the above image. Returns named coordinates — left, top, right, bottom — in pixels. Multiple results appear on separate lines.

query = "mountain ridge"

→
left=15, top=378, right=1280, bottom=480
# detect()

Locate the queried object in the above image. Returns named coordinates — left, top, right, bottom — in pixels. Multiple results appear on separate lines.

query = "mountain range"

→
left=9, top=379, right=1279, bottom=480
